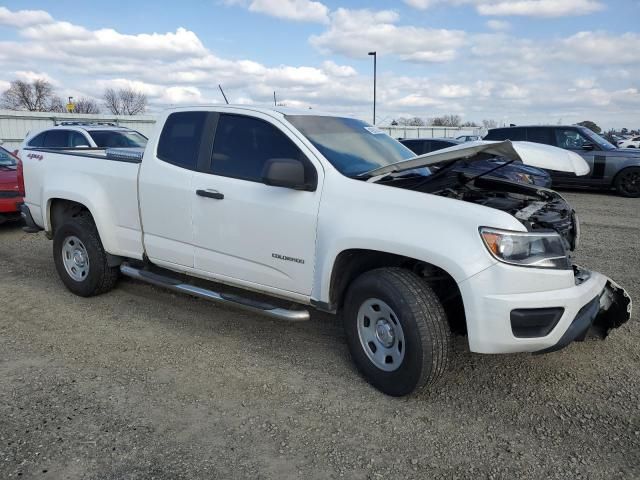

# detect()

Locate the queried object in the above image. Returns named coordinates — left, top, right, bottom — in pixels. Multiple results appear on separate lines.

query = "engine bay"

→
left=387, top=171, right=579, bottom=252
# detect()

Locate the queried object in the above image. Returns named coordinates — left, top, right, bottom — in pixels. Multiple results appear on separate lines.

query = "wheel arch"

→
left=319, top=248, right=467, bottom=334
left=612, top=165, right=640, bottom=197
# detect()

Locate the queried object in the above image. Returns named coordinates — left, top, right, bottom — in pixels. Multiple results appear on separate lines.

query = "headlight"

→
left=480, top=227, right=571, bottom=269
left=513, top=172, right=534, bottom=184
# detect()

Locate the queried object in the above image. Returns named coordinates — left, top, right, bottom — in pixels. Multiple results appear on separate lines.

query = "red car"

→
left=0, top=146, right=24, bottom=224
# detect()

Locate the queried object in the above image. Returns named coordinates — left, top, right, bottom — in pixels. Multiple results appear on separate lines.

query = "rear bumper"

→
left=0, top=192, right=23, bottom=214
left=19, top=203, right=43, bottom=233
left=460, top=264, right=632, bottom=354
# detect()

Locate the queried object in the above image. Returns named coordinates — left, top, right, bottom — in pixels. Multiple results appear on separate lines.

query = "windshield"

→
left=0, top=147, right=17, bottom=167
left=89, top=130, right=148, bottom=148
left=578, top=127, right=616, bottom=151
left=286, top=115, right=415, bottom=177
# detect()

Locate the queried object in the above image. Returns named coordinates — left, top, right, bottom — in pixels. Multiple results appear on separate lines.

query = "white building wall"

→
left=0, top=110, right=157, bottom=150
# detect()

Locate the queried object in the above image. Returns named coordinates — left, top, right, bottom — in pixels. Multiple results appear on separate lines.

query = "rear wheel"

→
left=343, top=268, right=452, bottom=396
left=53, top=213, right=118, bottom=296
left=614, top=167, right=640, bottom=198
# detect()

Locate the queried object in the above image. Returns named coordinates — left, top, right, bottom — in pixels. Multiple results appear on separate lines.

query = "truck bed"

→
left=22, top=147, right=145, bottom=260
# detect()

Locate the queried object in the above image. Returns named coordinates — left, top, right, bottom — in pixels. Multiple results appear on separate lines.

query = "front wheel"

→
left=343, top=268, right=452, bottom=396
left=53, top=213, right=119, bottom=297
left=614, top=167, right=640, bottom=198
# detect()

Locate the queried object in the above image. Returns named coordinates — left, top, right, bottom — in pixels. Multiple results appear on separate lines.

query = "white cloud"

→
left=0, top=6, right=53, bottom=27
left=404, top=0, right=605, bottom=17
left=477, top=0, right=604, bottom=17
left=486, top=19, right=510, bottom=31
left=574, top=78, right=597, bottom=89
left=0, top=6, right=638, bottom=127
left=321, top=60, right=357, bottom=77
left=499, top=84, right=529, bottom=99
left=13, top=70, right=58, bottom=85
left=560, top=31, right=640, bottom=65
left=225, top=0, right=329, bottom=23
left=310, top=8, right=466, bottom=62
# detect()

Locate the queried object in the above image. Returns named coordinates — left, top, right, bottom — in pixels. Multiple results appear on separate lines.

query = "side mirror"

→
left=582, top=143, right=595, bottom=151
left=262, top=158, right=313, bottom=191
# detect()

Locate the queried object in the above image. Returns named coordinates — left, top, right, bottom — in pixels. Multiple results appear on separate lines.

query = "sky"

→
left=0, top=0, right=638, bottom=129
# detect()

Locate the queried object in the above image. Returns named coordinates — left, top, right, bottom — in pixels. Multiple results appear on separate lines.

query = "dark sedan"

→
left=400, top=138, right=552, bottom=187
left=485, top=125, right=640, bottom=197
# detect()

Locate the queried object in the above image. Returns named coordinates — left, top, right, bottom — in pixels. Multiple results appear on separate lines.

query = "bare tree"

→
left=49, top=96, right=66, bottom=113
left=430, top=114, right=461, bottom=127
left=482, top=119, right=498, bottom=129
left=461, top=121, right=478, bottom=127
left=103, top=87, right=147, bottom=115
left=394, top=117, right=425, bottom=126
left=73, top=97, right=101, bottom=114
left=0, top=79, right=63, bottom=112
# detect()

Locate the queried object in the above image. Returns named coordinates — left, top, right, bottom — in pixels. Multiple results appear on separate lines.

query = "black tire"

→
left=343, top=268, right=452, bottom=396
left=53, top=213, right=118, bottom=297
left=614, top=167, right=640, bottom=198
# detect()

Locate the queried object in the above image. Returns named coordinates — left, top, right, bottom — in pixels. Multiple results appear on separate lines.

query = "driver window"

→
left=554, top=129, right=589, bottom=150
left=211, top=114, right=315, bottom=184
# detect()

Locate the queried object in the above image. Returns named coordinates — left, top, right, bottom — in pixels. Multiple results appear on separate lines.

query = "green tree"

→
left=577, top=120, right=601, bottom=134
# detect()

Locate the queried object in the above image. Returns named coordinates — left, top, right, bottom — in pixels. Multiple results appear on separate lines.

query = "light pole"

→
left=368, top=51, right=376, bottom=125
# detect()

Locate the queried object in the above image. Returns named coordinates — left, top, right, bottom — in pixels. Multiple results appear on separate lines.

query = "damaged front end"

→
left=592, top=277, right=632, bottom=339
left=538, top=272, right=632, bottom=353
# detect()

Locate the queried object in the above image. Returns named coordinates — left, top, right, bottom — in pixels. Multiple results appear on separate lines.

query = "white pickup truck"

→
left=20, top=106, right=631, bottom=396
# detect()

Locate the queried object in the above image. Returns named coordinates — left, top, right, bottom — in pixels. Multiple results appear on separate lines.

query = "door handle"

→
left=196, top=189, right=224, bottom=200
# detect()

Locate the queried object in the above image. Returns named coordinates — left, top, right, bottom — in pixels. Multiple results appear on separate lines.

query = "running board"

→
left=119, top=264, right=310, bottom=322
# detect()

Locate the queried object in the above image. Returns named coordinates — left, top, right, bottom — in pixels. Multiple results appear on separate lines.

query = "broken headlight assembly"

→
left=479, top=227, right=571, bottom=270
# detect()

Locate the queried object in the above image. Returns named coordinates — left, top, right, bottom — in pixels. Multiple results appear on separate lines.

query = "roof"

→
left=164, top=104, right=344, bottom=118
left=400, top=137, right=461, bottom=142
left=52, top=123, right=133, bottom=131
left=488, top=125, right=588, bottom=130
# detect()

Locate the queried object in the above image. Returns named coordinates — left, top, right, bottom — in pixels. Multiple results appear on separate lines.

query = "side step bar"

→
left=120, top=264, right=310, bottom=322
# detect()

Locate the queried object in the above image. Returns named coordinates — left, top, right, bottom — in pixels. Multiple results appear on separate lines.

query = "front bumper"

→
left=459, top=264, right=632, bottom=354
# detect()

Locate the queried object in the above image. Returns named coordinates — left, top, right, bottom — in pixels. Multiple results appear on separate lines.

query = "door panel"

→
left=138, top=111, right=210, bottom=267
left=192, top=176, right=320, bottom=293
left=139, top=160, right=194, bottom=266
left=192, top=112, right=322, bottom=294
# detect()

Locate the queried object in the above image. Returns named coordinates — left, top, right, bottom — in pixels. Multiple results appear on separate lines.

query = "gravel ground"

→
left=0, top=190, right=638, bottom=479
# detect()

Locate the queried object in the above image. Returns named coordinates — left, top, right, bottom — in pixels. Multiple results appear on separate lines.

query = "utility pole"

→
left=368, top=51, right=377, bottom=125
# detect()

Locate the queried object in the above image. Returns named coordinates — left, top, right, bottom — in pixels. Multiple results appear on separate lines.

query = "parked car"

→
left=456, top=135, right=482, bottom=142
left=22, top=123, right=148, bottom=150
left=400, top=137, right=552, bottom=187
left=485, top=125, right=640, bottom=197
left=617, top=136, right=640, bottom=149
left=0, top=145, right=24, bottom=224
left=20, top=107, right=631, bottom=396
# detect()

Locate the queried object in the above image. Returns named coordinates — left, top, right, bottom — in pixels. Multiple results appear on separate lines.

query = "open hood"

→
left=364, top=140, right=590, bottom=179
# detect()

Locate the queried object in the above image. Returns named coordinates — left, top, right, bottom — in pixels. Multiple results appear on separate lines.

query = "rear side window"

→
left=211, top=114, right=313, bottom=183
left=157, top=112, right=207, bottom=170
left=28, top=132, right=46, bottom=147
left=526, top=128, right=552, bottom=145
left=43, top=130, right=72, bottom=148
left=485, top=128, right=525, bottom=141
